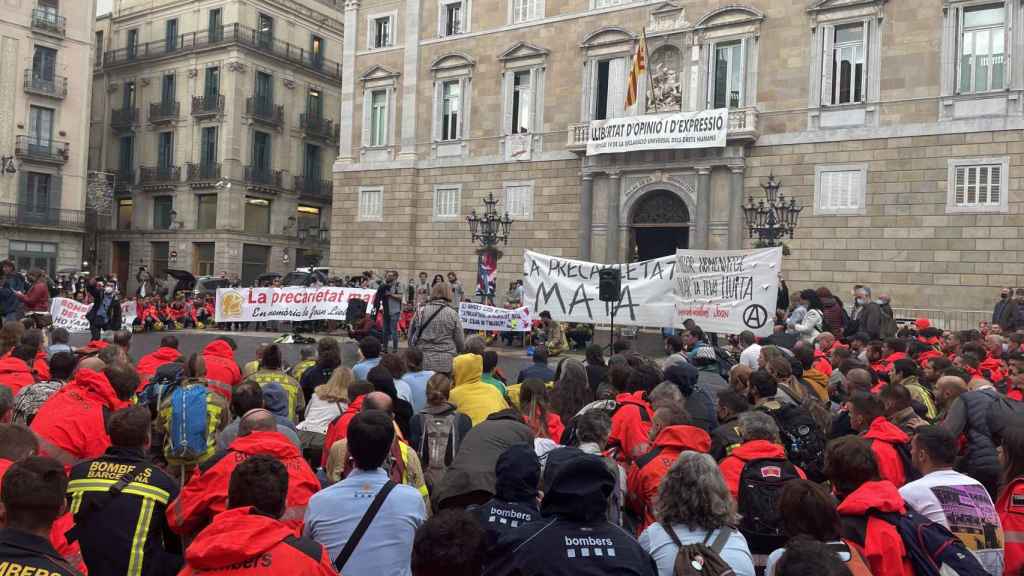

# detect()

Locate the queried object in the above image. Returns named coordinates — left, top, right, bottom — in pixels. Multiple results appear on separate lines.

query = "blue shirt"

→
left=304, top=468, right=425, bottom=576
left=403, top=370, right=434, bottom=412
left=516, top=362, right=555, bottom=384
left=352, top=357, right=382, bottom=382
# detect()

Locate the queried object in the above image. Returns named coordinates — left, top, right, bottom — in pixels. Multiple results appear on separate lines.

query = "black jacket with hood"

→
left=664, top=364, right=718, bottom=433
left=470, top=444, right=541, bottom=543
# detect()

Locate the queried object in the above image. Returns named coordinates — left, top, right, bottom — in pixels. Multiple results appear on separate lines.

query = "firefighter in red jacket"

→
left=168, top=410, right=320, bottom=537
left=136, top=335, right=183, bottom=381
left=718, top=412, right=806, bottom=500
left=0, top=344, right=38, bottom=397
left=849, top=391, right=912, bottom=487
left=609, top=389, right=655, bottom=464
left=179, top=454, right=336, bottom=576
left=626, top=403, right=711, bottom=532
left=202, top=338, right=242, bottom=396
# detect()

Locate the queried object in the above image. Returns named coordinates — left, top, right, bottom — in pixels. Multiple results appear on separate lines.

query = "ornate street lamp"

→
left=742, top=174, right=803, bottom=248
left=466, top=192, right=514, bottom=303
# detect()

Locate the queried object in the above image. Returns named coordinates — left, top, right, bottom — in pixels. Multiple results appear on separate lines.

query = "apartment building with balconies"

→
left=89, top=0, right=341, bottom=290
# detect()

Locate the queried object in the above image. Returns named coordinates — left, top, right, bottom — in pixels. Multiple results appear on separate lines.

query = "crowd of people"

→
left=3, top=273, right=1024, bottom=575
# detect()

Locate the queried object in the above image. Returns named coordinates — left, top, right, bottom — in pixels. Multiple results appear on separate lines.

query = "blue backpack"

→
left=168, top=384, right=211, bottom=463
left=874, top=510, right=988, bottom=576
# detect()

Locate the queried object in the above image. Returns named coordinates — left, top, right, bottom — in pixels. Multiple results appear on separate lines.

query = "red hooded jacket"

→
left=863, top=416, right=911, bottom=488
left=877, top=352, right=907, bottom=376
left=203, top=340, right=241, bottom=398
left=980, top=354, right=1007, bottom=383
left=168, top=431, right=320, bottom=537
left=627, top=424, right=711, bottom=531
left=998, top=477, right=1024, bottom=576
left=812, top=350, right=834, bottom=377
left=137, top=346, right=182, bottom=382
left=609, top=391, right=654, bottom=463
left=917, top=348, right=943, bottom=368
left=718, top=440, right=806, bottom=500
left=320, top=394, right=365, bottom=467
left=838, top=480, right=914, bottom=576
left=0, top=355, right=36, bottom=396
left=30, top=368, right=130, bottom=466
left=179, top=507, right=336, bottom=576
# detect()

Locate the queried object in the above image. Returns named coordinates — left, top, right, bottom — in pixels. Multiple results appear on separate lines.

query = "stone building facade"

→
left=333, top=0, right=1024, bottom=312
left=0, top=0, right=97, bottom=274
left=90, top=0, right=342, bottom=292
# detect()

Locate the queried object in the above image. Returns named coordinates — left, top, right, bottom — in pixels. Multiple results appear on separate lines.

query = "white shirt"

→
left=739, top=344, right=762, bottom=370
left=899, top=469, right=1004, bottom=576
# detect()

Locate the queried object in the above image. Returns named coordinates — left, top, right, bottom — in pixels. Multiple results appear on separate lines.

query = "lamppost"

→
left=741, top=174, right=803, bottom=248
left=297, top=227, right=329, bottom=267
left=466, top=192, right=513, bottom=304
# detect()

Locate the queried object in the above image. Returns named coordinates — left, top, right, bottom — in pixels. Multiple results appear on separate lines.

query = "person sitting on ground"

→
left=710, top=389, right=750, bottom=460
left=296, top=366, right=350, bottom=465
left=137, top=335, right=183, bottom=382
left=12, top=351, right=75, bottom=426
left=353, top=336, right=384, bottom=382
left=408, top=374, right=473, bottom=494
left=574, top=409, right=626, bottom=526
left=290, top=347, right=317, bottom=383
left=402, top=348, right=434, bottom=412
left=0, top=341, right=38, bottom=396
left=774, top=539, right=856, bottom=576
left=305, top=410, right=427, bottom=575
left=519, top=379, right=562, bottom=454
left=156, top=353, right=232, bottom=471
left=217, top=381, right=301, bottom=451
left=468, top=444, right=541, bottom=543
left=178, top=455, right=336, bottom=575
left=320, top=379, right=375, bottom=468
left=880, top=383, right=929, bottom=435
left=889, top=358, right=936, bottom=420
left=480, top=350, right=507, bottom=396
left=47, top=327, right=72, bottom=358
left=516, top=345, right=555, bottom=384
left=380, top=353, right=414, bottom=405
left=242, top=343, right=266, bottom=378
left=849, top=391, right=913, bottom=487
left=201, top=337, right=241, bottom=398
left=718, top=411, right=806, bottom=500
left=243, top=344, right=305, bottom=423
left=450, top=353, right=509, bottom=427
left=663, top=363, right=717, bottom=433
left=412, top=509, right=487, bottom=576
left=300, top=337, right=341, bottom=404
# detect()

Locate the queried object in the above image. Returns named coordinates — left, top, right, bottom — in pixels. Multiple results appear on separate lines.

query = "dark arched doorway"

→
left=629, top=189, right=690, bottom=261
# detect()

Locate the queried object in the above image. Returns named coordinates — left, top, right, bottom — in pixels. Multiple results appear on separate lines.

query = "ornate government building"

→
left=332, top=0, right=1024, bottom=311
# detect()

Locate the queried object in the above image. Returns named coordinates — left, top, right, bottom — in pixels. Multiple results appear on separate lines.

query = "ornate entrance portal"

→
left=629, top=189, right=690, bottom=261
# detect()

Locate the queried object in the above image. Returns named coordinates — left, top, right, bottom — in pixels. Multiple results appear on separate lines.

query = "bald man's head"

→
left=239, top=409, right=277, bottom=436
left=362, top=391, right=393, bottom=414
left=845, top=368, right=873, bottom=394
left=935, top=375, right=968, bottom=410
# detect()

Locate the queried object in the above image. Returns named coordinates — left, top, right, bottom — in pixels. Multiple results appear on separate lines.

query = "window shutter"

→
left=706, top=43, right=715, bottom=109
left=432, top=81, right=442, bottom=141
left=384, top=87, right=392, bottom=146
left=820, top=25, right=835, bottom=106
left=739, top=37, right=749, bottom=107
left=51, top=173, right=63, bottom=211
left=608, top=57, right=626, bottom=119
left=533, top=67, right=544, bottom=133
left=991, top=165, right=1002, bottom=204
left=457, top=78, right=466, bottom=139
left=502, top=71, right=514, bottom=135
left=861, top=20, right=870, bottom=102
left=1006, top=4, right=1013, bottom=89
left=955, top=166, right=966, bottom=205
left=585, top=60, right=597, bottom=120
left=17, top=171, right=28, bottom=206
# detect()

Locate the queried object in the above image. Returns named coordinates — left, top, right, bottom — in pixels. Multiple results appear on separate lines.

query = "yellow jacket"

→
left=449, top=354, right=509, bottom=426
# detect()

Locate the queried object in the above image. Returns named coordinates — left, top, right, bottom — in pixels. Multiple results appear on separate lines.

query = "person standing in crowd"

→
left=85, top=277, right=122, bottom=341
left=305, top=410, right=426, bottom=575
left=375, top=271, right=404, bottom=354
left=817, top=287, right=847, bottom=338
left=409, top=283, right=464, bottom=374
left=847, top=286, right=883, bottom=340
left=447, top=272, right=464, bottom=304
left=413, top=272, right=431, bottom=310
left=0, top=457, right=80, bottom=576
left=17, top=270, right=50, bottom=329
left=994, top=287, right=1020, bottom=332
left=880, top=383, right=929, bottom=435
left=941, top=374, right=1004, bottom=497
left=718, top=411, right=805, bottom=501
left=791, top=289, right=825, bottom=343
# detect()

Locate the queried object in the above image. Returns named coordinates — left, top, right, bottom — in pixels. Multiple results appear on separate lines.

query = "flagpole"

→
left=644, top=28, right=658, bottom=114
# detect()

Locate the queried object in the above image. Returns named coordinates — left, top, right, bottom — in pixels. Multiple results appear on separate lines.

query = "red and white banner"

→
left=50, top=297, right=137, bottom=333
left=214, top=286, right=377, bottom=323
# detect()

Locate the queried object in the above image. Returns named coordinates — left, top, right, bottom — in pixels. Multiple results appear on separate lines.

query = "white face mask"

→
left=105, top=286, right=114, bottom=295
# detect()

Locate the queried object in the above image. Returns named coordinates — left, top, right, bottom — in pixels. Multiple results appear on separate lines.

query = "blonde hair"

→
left=430, top=282, right=452, bottom=302
left=315, top=366, right=353, bottom=403
left=425, top=373, right=453, bottom=406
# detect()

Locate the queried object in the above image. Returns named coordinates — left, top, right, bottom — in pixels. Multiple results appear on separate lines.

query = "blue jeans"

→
left=383, top=313, right=400, bottom=351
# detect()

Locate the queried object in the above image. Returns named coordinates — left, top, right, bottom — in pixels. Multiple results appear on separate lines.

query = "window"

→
left=254, top=72, right=273, bottom=112
left=511, top=0, right=541, bottom=23
left=118, top=135, right=134, bottom=175
left=370, top=89, right=388, bottom=146
left=201, top=127, right=217, bottom=167
left=307, top=88, right=323, bottom=118
left=252, top=131, right=271, bottom=171
left=947, top=158, right=1009, bottom=213
left=257, top=13, right=274, bottom=48
left=814, top=165, right=867, bottom=215
left=193, top=242, right=215, bottom=276
left=241, top=245, right=270, bottom=287
left=116, top=198, right=133, bottom=229
left=9, top=241, right=56, bottom=278
left=122, top=80, right=135, bottom=108
left=511, top=70, right=532, bottom=133
left=304, top=144, right=321, bottom=180
left=196, top=194, right=217, bottom=229
left=153, top=196, right=173, bottom=229
left=372, top=16, right=393, bottom=49
left=440, top=0, right=465, bottom=36
left=165, top=19, right=178, bottom=51
left=830, top=24, right=865, bottom=105
left=358, top=186, right=383, bottom=221
left=126, top=29, right=138, bottom=58
left=297, top=205, right=321, bottom=232
left=594, top=0, right=631, bottom=6
left=32, top=46, right=57, bottom=82
left=504, top=182, right=533, bottom=219
left=157, top=132, right=173, bottom=169
left=593, top=57, right=625, bottom=120
left=161, top=73, right=175, bottom=104
left=441, top=80, right=461, bottom=141
left=23, top=173, right=52, bottom=216
left=95, top=31, right=103, bottom=64
left=311, top=35, right=324, bottom=68
left=959, top=5, right=1006, bottom=94
left=151, top=242, right=169, bottom=278
left=205, top=67, right=220, bottom=98
left=29, top=106, right=53, bottom=147
left=209, top=8, right=223, bottom=41
left=712, top=41, right=744, bottom=108
left=245, top=197, right=271, bottom=234
left=433, top=185, right=461, bottom=219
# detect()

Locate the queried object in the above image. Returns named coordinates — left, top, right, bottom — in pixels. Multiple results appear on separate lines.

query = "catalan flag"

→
left=625, top=28, right=648, bottom=108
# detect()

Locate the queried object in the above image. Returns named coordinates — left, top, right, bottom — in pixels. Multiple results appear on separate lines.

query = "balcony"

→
left=294, top=176, right=333, bottom=200
left=101, top=23, right=342, bottom=80
left=30, top=9, right=65, bottom=38
left=23, top=70, right=67, bottom=99
left=149, top=101, right=179, bottom=124
left=246, top=98, right=284, bottom=127
left=300, top=113, right=337, bottom=144
left=139, top=165, right=180, bottom=187
left=114, top=170, right=135, bottom=192
left=111, top=107, right=138, bottom=131
left=244, top=166, right=285, bottom=192
left=15, top=136, right=68, bottom=165
left=565, top=106, right=761, bottom=152
left=0, top=203, right=85, bottom=230
left=192, top=95, right=224, bottom=118
left=187, top=162, right=221, bottom=188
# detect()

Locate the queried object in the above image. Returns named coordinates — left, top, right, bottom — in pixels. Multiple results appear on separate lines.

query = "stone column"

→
left=336, top=0, right=359, bottom=164
left=399, top=0, right=420, bottom=160
left=695, top=166, right=711, bottom=249
left=579, top=173, right=594, bottom=260
left=728, top=165, right=745, bottom=249
left=605, top=172, right=621, bottom=263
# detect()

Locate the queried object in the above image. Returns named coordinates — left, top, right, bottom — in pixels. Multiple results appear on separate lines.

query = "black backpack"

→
left=872, top=510, right=988, bottom=576
left=760, top=403, right=826, bottom=482
left=736, top=458, right=801, bottom=555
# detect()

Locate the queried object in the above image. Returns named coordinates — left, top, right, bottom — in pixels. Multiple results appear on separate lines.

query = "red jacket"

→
left=877, top=352, right=907, bottom=376
left=812, top=350, right=833, bottom=377
left=320, top=394, right=365, bottom=467
left=837, top=480, right=913, bottom=576
left=137, top=346, right=182, bottom=383
left=203, top=340, right=241, bottom=397
left=168, top=431, right=320, bottom=537
left=998, top=477, right=1024, bottom=576
left=980, top=354, right=1007, bottom=383
left=30, top=368, right=131, bottom=467
left=864, top=416, right=911, bottom=488
left=16, top=281, right=50, bottom=312
left=718, top=440, right=806, bottom=500
left=609, top=391, right=654, bottom=463
left=34, top=349, right=49, bottom=381
left=627, top=424, right=711, bottom=531
left=0, top=355, right=36, bottom=396
left=179, top=507, right=335, bottom=576
left=917, top=348, right=943, bottom=368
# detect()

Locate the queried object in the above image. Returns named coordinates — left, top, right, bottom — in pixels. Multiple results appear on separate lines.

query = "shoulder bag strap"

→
left=661, top=522, right=684, bottom=547
left=334, top=480, right=397, bottom=572
left=66, top=466, right=146, bottom=542
left=415, top=305, right=447, bottom=341
left=707, top=526, right=733, bottom=554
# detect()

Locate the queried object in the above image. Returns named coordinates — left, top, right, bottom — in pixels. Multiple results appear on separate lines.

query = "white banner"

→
left=673, top=247, right=782, bottom=337
left=523, top=250, right=678, bottom=328
left=586, top=109, right=728, bottom=156
left=459, top=302, right=531, bottom=332
left=50, top=297, right=137, bottom=333
left=214, top=286, right=377, bottom=322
